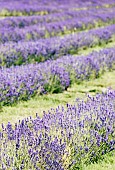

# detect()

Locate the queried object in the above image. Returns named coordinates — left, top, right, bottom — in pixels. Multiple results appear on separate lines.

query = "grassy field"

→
left=84, top=151, right=115, bottom=170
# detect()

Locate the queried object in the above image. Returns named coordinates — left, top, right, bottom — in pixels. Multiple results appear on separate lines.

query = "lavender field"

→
left=0, top=0, right=115, bottom=169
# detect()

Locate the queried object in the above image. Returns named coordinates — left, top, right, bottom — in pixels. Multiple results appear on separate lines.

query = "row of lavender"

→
left=0, top=90, right=115, bottom=169
left=0, top=11, right=115, bottom=44
left=0, top=1, right=63, bottom=17
left=0, top=24, right=115, bottom=67
left=0, top=0, right=115, bottom=16
left=0, top=7, right=114, bottom=29
left=0, top=47, right=115, bottom=106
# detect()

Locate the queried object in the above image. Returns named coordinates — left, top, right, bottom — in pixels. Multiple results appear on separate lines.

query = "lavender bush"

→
left=0, top=2, right=60, bottom=17
left=0, top=47, right=115, bottom=106
left=0, top=10, right=115, bottom=44
left=0, top=24, right=115, bottom=67
left=0, top=90, right=115, bottom=169
left=0, top=0, right=115, bottom=16
left=0, top=7, right=114, bottom=29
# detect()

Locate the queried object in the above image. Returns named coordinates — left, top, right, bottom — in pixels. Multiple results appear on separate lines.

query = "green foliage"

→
left=44, top=75, right=64, bottom=93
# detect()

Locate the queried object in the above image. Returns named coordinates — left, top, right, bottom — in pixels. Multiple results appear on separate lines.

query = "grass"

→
left=84, top=151, right=115, bottom=170
left=75, top=38, right=115, bottom=56
left=0, top=70, right=115, bottom=126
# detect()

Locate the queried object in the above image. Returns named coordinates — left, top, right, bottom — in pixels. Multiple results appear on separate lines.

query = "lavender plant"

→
left=0, top=47, right=115, bottom=106
left=0, top=7, right=114, bottom=29
left=0, top=90, right=115, bottom=169
left=0, top=0, right=114, bottom=17
left=0, top=24, right=115, bottom=67
left=0, top=11, right=115, bottom=44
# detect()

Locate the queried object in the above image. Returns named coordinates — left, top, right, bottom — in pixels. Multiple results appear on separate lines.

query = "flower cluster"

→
left=0, top=90, right=115, bottom=169
left=0, top=47, right=115, bottom=105
left=0, top=0, right=114, bottom=16
left=0, top=1, right=60, bottom=17
left=0, top=11, right=115, bottom=44
left=0, top=24, right=115, bottom=67
left=0, top=7, right=114, bottom=29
